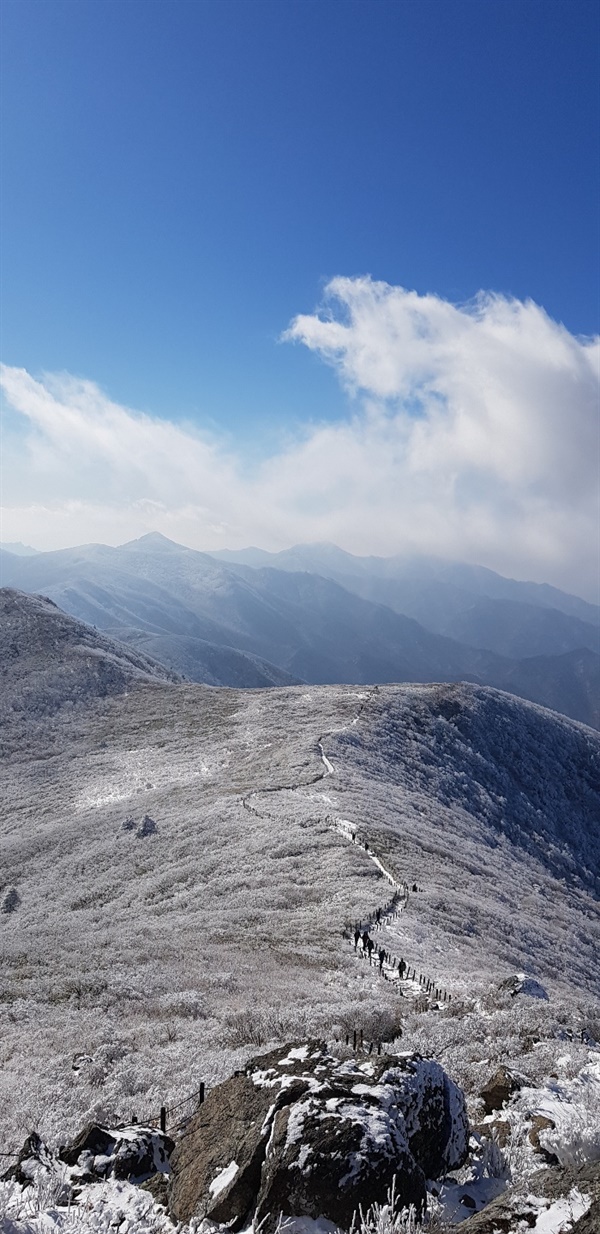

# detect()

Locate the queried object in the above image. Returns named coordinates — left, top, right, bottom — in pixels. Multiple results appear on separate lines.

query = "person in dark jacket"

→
left=354, top=928, right=360, bottom=951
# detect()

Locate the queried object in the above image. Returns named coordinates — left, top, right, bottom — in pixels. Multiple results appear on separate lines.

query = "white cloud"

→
left=1, top=277, right=598, bottom=599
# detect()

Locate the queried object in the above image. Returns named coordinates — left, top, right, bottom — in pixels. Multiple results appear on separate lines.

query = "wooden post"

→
left=360, top=1028, right=364, bottom=1049
left=199, top=1082, right=205, bottom=1105
left=377, top=1041, right=381, bottom=1055
left=160, top=1106, right=166, bottom=1133
left=353, top=1029, right=357, bottom=1051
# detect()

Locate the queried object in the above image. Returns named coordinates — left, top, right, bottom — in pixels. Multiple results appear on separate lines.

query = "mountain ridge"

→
left=1, top=588, right=598, bottom=1169
left=1, top=538, right=598, bottom=726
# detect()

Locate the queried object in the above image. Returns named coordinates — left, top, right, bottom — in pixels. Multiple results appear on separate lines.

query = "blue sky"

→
left=0, top=0, right=598, bottom=596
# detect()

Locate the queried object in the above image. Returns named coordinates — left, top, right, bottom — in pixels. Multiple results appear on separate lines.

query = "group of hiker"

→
left=353, top=925, right=407, bottom=978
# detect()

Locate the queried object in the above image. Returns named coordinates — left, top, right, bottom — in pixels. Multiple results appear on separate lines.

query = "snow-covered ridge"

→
left=1, top=589, right=599, bottom=1234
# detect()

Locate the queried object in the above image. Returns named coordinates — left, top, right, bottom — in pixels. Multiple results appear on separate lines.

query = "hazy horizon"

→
left=1, top=2, right=598, bottom=603
left=2, top=527, right=598, bottom=608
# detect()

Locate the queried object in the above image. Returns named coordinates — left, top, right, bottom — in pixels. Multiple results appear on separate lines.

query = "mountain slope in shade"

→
left=1, top=538, right=599, bottom=726
left=210, top=543, right=600, bottom=646
left=0, top=540, right=527, bottom=687
left=116, top=629, right=301, bottom=688
left=489, top=646, right=600, bottom=730
left=0, top=546, right=303, bottom=687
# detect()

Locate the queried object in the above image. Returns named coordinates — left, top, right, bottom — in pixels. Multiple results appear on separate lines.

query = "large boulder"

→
left=169, top=1041, right=469, bottom=1232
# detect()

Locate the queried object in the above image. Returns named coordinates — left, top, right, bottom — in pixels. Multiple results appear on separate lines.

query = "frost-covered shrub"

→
left=1, top=887, right=21, bottom=914
left=539, top=1073, right=600, bottom=1166
left=349, top=1181, right=451, bottom=1234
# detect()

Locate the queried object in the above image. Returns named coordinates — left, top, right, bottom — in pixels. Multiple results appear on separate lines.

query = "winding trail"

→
left=241, top=687, right=450, bottom=1006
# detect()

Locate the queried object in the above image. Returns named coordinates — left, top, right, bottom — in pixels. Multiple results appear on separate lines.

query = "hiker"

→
left=352, top=828, right=357, bottom=842
left=361, top=930, right=369, bottom=953
left=354, top=928, right=360, bottom=951
left=399, top=958, right=406, bottom=978
left=378, top=947, right=385, bottom=972
left=367, top=937, right=375, bottom=964
left=376, top=907, right=381, bottom=923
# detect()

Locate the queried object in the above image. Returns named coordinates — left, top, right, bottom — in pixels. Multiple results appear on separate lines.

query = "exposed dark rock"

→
left=3, top=1132, right=61, bottom=1188
left=140, top=1173, right=170, bottom=1207
left=497, top=973, right=549, bottom=1000
left=169, top=1071, right=276, bottom=1228
left=137, top=814, right=157, bottom=838
left=479, top=1066, right=523, bottom=1114
left=169, top=1041, right=469, bottom=1233
left=528, top=1114, right=559, bottom=1164
left=59, top=1122, right=174, bottom=1181
left=472, top=1117, right=511, bottom=1147
left=4, top=1123, right=174, bottom=1188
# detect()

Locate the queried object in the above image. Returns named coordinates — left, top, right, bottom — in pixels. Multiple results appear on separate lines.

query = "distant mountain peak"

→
left=121, top=532, right=187, bottom=552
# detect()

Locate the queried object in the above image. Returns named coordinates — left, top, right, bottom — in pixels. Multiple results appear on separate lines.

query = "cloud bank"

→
left=1, top=277, right=598, bottom=599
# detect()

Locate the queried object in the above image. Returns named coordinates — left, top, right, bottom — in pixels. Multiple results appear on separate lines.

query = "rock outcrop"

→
left=497, top=973, right=549, bottom=1001
left=458, top=1163, right=600, bottom=1232
left=479, top=1066, right=523, bottom=1115
left=5, top=1123, right=174, bottom=1188
left=169, top=1041, right=469, bottom=1232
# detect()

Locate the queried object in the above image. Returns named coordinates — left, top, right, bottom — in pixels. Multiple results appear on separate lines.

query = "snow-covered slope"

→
left=1, top=585, right=599, bottom=1171
left=0, top=588, right=179, bottom=726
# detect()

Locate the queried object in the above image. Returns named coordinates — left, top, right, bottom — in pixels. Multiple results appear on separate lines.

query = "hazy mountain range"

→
left=1, top=533, right=598, bottom=727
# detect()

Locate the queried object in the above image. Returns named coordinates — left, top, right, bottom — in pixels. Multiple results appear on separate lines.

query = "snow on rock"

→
left=209, top=1160, right=239, bottom=1197
left=498, top=973, right=550, bottom=1001
left=4, top=1125, right=174, bottom=1190
left=168, top=1041, right=469, bottom=1233
left=456, top=1162, right=600, bottom=1232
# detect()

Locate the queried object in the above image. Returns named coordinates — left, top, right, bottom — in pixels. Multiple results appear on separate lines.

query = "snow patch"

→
left=209, top=1160, right=239, bottom=1197
left=526, top=1187, right=591, bottom=1232
left=279, top=1046, right=310, bottom=1063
